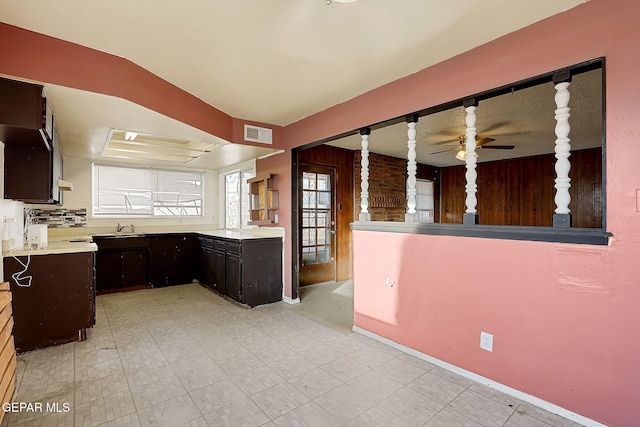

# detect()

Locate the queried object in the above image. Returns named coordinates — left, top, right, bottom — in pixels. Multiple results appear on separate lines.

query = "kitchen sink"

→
left=92, top=232, right=148, bottom=239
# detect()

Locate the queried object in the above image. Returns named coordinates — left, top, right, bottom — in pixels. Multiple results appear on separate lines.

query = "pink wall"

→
left=353, top=231, right=634, bottom=425
left=262, top=0, right=639, bottom=425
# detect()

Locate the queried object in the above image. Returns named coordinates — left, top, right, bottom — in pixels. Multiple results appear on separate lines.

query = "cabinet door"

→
left=173, top=235, right=194, bottom=285
left=95, top=251, right=123, bottom=292
left=3, top=252, right=94, bottom=353
left=225, top=253, right=242, bottom=303
left=4, top=144, right=52, bottom=202
left=201, top=248, right=215, bottom=289
left=213, top=250, right=226, bottom=295
left=151, top=235, right=194, bottom=287
left=122, top=250, right=149, bottom=288
left=150, top=236, right=172, bottom=287
left=0, top=77, right=44, bottom=130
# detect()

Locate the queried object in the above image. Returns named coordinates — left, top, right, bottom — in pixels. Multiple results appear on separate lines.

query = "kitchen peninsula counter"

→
left=2, top=241, right=97, bottom=257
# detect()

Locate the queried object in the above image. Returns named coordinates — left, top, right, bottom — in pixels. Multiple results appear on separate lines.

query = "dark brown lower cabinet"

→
left=94, top=237, right=151, bottom=292
left=197, top=236, right=283, bottom=307
left=94, top=233, right=283, bottom=307
left=122, top=250, right=149, bottom=288
left=213, top=249, right=226, bottom=295
left=150, top=235, right=194, bottom=287
left=3, top=251, right=95, bottom=353
left=225, top=252, right=242, bottom=303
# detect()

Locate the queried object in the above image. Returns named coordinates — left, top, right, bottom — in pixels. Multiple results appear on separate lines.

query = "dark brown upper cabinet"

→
left=0, top=77, right=51, bottom=150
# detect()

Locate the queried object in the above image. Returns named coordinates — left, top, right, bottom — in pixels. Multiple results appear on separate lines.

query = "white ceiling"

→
left=0, top=0, right=588, bottom=170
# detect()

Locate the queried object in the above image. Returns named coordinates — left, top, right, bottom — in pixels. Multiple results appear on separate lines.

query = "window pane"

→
left=303, top=172, right=315, bottom=190
left=317, top=173, right=330, bottom=191
left=241, top=170, right=254, bottom=226
left=318, top=191, right=331, bottom=209
left=93, top=165, right=202, bottom=217
left=302, top=251, right=316, bottom=264
left=317, top=246, right=330, bottom=263
left=155, top=170, right=203, bottom=216
left=317, top=211, right=328, bottom=227
left=225, top=172, right=240, bottom=228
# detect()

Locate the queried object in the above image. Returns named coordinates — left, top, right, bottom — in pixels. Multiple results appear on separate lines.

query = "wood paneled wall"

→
left=439, top=148, right=603, bottom=228
left=299, top=145, right=354, bottom=281
left=0, top=282, right=15, bottom=425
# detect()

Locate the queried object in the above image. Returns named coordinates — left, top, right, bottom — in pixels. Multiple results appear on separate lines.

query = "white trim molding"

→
left=352, top=326, right=607, bottom=427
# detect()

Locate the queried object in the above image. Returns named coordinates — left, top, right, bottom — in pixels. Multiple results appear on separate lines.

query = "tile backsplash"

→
left=25, top=207, right=87, bottom=228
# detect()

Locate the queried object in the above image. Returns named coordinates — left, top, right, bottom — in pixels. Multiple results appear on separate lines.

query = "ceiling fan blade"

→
left=476, top=137, right=496, bottom=146
left=480, top=145, right=515, bottom=150
left=429, top=147, right=459, bottom=155
left=480, top=121, right=512, bottom=133
left=431, top=138, right=461, bottom=146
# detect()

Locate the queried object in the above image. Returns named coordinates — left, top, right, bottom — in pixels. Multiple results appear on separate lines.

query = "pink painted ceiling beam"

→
left=0, top=22, right=234, bottom=141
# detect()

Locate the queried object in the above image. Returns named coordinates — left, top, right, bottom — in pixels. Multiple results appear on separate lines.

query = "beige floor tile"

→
left=407, top=371, right=468, bottom=405
left=447, top=389, right=516, bottom=427
left=287, top=367, right=344, bottom=399
left=272, top=401, right=341, bottom=426
left=201, top=396, right=270, bottom=426
left=250, top=381, right=310, bottom=419
left=136, top=394, right=201, bottom=427
left=9, top=283, right=585, bottom=427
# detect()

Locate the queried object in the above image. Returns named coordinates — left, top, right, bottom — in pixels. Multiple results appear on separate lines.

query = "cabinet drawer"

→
left=214, top=240, right=226, bottom=252
left=95, top=237, right=152, bottom=251
left=226, top=242, right=241, bottom=255
left=198, top=237, right=215, bottom=249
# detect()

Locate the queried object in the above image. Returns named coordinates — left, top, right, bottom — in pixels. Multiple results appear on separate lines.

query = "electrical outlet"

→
left=480, top=331, right=493, bottom=352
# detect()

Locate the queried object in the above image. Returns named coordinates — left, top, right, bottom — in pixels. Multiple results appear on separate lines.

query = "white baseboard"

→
left=283, top=296, right=300, bottom=304
left=352, top=326, right=606, bottom=427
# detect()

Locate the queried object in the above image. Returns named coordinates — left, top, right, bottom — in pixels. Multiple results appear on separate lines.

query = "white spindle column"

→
left=553, top=79, right=572, bottom=227
left=463, top=104, right=479, bottom=224
left=405, top=115, right=418, bottom=222
left=359, top=128, right=371, bottom=221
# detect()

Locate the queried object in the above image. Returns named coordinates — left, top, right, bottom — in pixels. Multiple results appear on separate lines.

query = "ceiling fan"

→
left=429, top=135, right=515, bottom=160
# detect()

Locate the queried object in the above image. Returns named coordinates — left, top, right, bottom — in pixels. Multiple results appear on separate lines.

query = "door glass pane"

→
left=318, top=191, right=330, bottom=209
left=303, top=172, right=315, bottom=190
left=317, top=211, right=327, bottom=227
left=317, top=173, right=330, bottom=191
left=302, top=251, right=315, bottom=264
left=303, top=191, right=311, bottom=209
left=317, top=246, right=329, bottom=263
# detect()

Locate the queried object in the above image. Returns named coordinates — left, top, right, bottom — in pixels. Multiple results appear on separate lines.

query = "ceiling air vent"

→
left=244, top=124, right=273, bottom=144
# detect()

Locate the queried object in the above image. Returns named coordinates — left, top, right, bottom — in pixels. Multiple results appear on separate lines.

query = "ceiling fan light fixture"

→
left=455, top=147, right=479, bottom=161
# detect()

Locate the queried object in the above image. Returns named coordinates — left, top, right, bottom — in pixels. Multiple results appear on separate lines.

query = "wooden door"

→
left=298, top=165, right=336, bottom=286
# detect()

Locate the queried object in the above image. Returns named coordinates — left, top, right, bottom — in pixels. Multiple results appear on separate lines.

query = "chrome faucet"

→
left=116, top=223, right=135, bottom=233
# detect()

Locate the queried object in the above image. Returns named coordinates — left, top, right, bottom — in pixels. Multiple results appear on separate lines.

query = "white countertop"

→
left=91, top=228, right=284, bottom=241
left=3, top=241, right=98, bottom=257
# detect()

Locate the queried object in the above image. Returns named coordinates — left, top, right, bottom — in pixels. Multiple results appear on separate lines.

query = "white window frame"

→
left=92, top=163, right=204, bottom=218
left=219, top=161, right=256, bottom=229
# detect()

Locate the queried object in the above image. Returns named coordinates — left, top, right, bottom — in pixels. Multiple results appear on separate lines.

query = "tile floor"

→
left=3, top=283, right=585, bottom=426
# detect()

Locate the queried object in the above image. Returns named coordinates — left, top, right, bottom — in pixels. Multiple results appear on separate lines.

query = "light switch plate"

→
left=480, top=331, right=493, bottom=352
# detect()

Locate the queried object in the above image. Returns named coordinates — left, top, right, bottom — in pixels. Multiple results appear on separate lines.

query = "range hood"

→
left=57, top=179, right=73, bottom=191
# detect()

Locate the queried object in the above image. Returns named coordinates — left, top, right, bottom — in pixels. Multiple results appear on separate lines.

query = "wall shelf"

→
left=247, top=174, right=278, bottom=225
